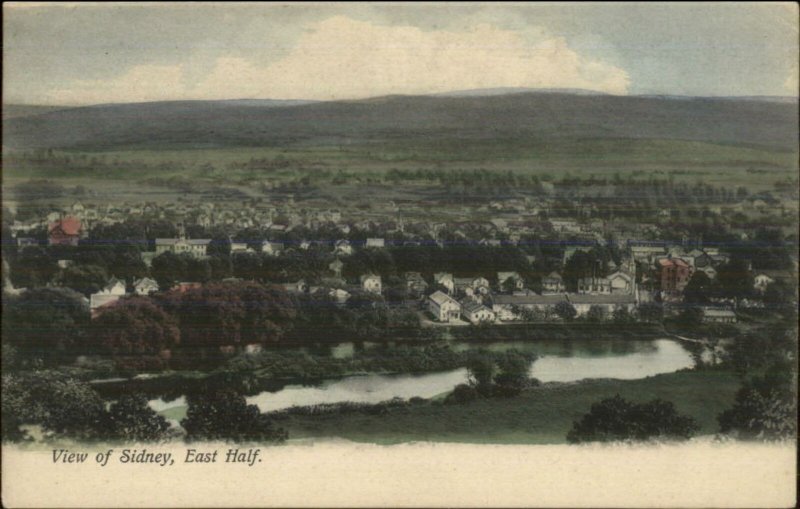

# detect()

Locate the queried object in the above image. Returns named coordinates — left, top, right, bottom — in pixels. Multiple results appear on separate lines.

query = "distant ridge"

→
left=432, top=87, right=609, bottom=97
left=3, top=91, right=797, bottom=151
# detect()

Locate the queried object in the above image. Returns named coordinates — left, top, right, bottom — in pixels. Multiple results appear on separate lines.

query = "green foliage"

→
left=181, top=389, right=287, bottom=442
left=567, top=395, right=700, bottom=443
left=466, top=351, right=495, bottom=390
left=90, top=297, right=180, bottom=357
left=445, top=383, right=479, bottom=404
left=58, top=263, right=109, bottom=296
left=637, top=302, right=663, bottom=323
left=2, top=371, right=108, bottom=440
left=717, top=365, right=796, bottom=441
left=108, top=394, right=171, bottom=441
left=9, top=246, right=58, bottom=288
left=586, top=305, right=607, bottom=323
left=2, top=287, right=90, bottom=364
left=554, top=301, right=577, bottom=321
left=683, top=271, right=714, bottom=304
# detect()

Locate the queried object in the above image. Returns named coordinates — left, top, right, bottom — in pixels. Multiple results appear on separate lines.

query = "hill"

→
left=2, top=93, right=797, bottom=152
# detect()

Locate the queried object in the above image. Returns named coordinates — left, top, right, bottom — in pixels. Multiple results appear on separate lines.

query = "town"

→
left=5, top=186, right=795, bottom=333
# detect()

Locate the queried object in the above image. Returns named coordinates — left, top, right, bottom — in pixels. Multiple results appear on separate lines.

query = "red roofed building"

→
left=48, top=216, right=82, bottom=246
left=659, top=257, right=691, bottom=294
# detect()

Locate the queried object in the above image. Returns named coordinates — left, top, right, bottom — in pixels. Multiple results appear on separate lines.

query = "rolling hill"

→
left=2, top=92, right=797, bottom=152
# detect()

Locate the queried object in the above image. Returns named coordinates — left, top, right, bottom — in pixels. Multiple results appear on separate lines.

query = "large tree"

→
left=90, top=297, right=180, bottom=356
left=2, top=287, right=90, bottom=363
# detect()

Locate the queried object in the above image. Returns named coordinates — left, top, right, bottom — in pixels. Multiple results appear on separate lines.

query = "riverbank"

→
left=270, top=368, right=741, bottom=444
left=446, top=322, right=666, bottom=342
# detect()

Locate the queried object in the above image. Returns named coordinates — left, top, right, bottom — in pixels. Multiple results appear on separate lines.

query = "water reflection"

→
left=143, top=338, right=694, bottom=418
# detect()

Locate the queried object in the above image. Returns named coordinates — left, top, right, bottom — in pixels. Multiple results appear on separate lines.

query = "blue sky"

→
left=3, top=2, right=798, bottom=104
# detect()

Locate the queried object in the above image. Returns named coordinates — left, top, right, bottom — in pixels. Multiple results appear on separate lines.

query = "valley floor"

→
left=272, top=369, right=741, bottom=444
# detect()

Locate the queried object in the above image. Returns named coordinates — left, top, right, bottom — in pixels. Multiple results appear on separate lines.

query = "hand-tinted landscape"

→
left=2, top=4, right=797, bottom=450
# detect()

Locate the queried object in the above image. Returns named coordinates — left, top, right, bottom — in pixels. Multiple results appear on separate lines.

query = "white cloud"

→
left=45, top=16, right=630, bottom=104
left=784, top=65, right=798, bottom=95
left=45, top=64, right=187, bottom=104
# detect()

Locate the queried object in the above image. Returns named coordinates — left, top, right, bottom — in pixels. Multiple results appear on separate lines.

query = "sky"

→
left=3, top=2, right=798, bottom=105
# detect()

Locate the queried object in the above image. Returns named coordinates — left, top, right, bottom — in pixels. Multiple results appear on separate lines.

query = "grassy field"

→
left=4, top=136, right=797, bottom=191
left=271, top=369, right=741, bottom=444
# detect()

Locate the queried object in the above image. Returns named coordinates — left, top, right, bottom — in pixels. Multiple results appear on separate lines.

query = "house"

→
left=607, top=271, right=634, bottom=294
left=454, top=277, right=490, bottom=296
left=360, top=274, right=382, bottom=294
left=230, top=242, right=250, bottom=254
left=48, top=216, right=82, bottom=246
left=702, top=307, right=737, bottom=324
left=133, top=277, right=159, bottom=296
left=658, top=258, right=691, bottom=294
left=491, top=293, right=569, bottom=321
left=497, top=272, right=524, bottom=292
left=428, top=291, right=461, bottom=322
left=16, top=237, right=39, bottom=249
left=283, top=280, right=308, bottom=294
left=753, top=272, right=775, bottom=293
left=103, top=277, right=127, bottom=296
left=261, top=240, right=285, bottom=256
left=404, top=272, right=429, bottom=295
left=90, top=293, right=120, bottom=318
left=155, top=237, right=211, bottom=258
left=173, top=282, right=202, bottom=293
left=629, top=242, right=667, bottom=263
left=541, top=272, right=565, bottom=294
left=329, top=258, right=344, bottom=277
left=577, top=276, right=612, bottom=295
left=433, top=272, right=455, bottom=294
left=460, top=299, right=496, bottom=325
left=335, top=239, right=353, bottom=256
left=328, top=287, right=351, bottom=305
left=753, top=269, right=794, bottom=293
left=57, top=259, right=74, bottom=269
left=89, top=277, right=127, bottom=318
left=365, top=238, right=385, bottom=249
left=567, top=294, right=637, bottom=318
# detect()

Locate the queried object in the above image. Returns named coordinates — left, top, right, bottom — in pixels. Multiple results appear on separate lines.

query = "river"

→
left=149, top=338, right=696, bottom=418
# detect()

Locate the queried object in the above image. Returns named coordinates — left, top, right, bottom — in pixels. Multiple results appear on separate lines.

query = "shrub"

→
left=446, top=383, right=478, bottom=404
left=567, top=395, right=699, bottom=443
left=181, top=389, right=287, bottom=443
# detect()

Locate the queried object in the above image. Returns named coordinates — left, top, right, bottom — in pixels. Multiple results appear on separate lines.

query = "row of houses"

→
left=427, top=290, right=639, bottom=325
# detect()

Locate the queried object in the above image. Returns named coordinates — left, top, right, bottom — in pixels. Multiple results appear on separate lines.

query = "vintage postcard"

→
left=1, top=2, right=797, bottom=507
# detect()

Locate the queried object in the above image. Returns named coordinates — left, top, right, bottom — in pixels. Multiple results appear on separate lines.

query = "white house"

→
left=428, top=291, right=461, bottom=322
left=577, top=277, right=612, bottom=295
left=328, top=287, right=351, bottom=305
left=753, top=272, right=775, bottom=294
left=103, top=277, right=127, bottom=296
left=155, top=237, right=211, bottom=258
left=433, top=272, right=455, bottom=294
left=335, top=239, right=353, bottom=256
left=702, top=307, right=737, bottom=324
left=365, top=238, right=385, bottom=249
left=230, top=242, right=250, bottom=254
left=607, top=271, right=634, bottom=294
left=492, top=293, right=568, bottom=321
left=461, top=299, right=496, bottom=325
left=360, top=274, right=382, bottom=294
left=568, top=294, right=637, bottom=318
left=541, top=272, right=565, bottom=294
left=133, top=277, right=159, bottom=296
left=261, top=240, right=285, bottom=256
left=497, top=271, right=524, bottom=291
left=329, top=258, right=344, bottom=277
